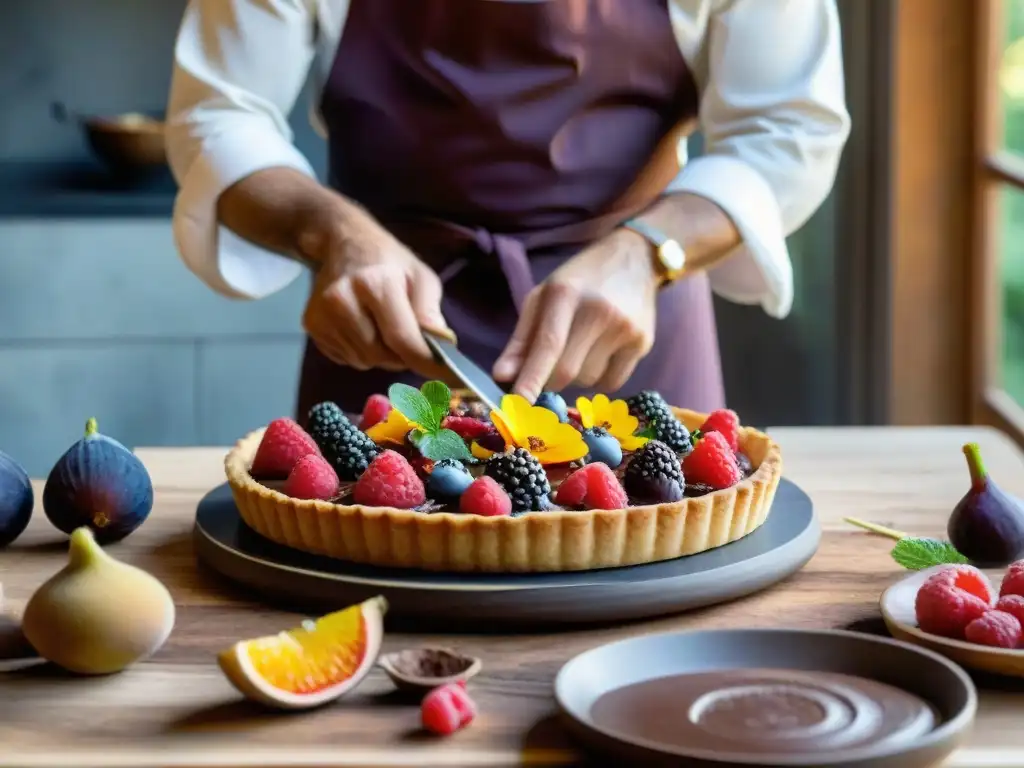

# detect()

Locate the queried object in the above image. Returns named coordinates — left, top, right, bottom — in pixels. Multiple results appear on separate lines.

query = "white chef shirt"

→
left=166, top=0, right=850, bottom=319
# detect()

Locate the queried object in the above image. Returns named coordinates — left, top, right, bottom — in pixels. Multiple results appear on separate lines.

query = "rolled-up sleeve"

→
left=166, top=0, right=318, bottom=300
left=667, top=0, right=851, bottom=318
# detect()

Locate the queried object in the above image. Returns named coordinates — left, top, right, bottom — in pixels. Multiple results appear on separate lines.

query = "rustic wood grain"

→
left=2, top=426, right=1024, bottom=767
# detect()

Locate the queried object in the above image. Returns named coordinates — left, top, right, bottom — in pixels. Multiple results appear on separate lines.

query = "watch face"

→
left=659, top=240, right=686, bottom=273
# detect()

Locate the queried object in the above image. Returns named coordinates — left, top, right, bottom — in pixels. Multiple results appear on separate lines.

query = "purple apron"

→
left=297, top=0, right=725, bottom=421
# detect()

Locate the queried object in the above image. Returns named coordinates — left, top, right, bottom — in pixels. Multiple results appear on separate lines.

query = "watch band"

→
left=622, top=218, right=687, bottom=284
left=622, top=218, right=668, bottom=247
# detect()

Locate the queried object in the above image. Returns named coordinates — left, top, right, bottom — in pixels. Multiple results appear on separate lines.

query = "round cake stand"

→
left=193, top=479, right=819, bottom=628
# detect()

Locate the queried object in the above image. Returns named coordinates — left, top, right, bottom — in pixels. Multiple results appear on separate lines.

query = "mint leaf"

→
left=420, top=380, right=452, bottom=431
left=416, top=429, right=473, bottom=462
left=388, top=383, right=437, bottom=429
left=891, top=538, right=969, bottom=570
left=636, top=423, right=657, bottom=440
left=407, top=428, right=426, bottom=448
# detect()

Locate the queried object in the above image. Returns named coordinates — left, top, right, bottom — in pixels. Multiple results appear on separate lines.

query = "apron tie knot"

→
left=471, top=228, right=533, bottom=313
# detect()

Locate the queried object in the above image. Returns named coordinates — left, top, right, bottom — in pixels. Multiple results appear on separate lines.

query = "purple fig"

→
left=42, top=418, right=153, bottom=544
left=947, top=442, right=1024, bottom=567
left=0, top=449, right=33, bottom=547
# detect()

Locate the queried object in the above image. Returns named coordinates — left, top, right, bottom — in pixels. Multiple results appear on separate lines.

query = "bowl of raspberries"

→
left=881, top=561, right=1024, bottom=676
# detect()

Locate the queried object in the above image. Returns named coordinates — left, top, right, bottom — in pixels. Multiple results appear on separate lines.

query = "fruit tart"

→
left=224, top=383, right=783, bottom=573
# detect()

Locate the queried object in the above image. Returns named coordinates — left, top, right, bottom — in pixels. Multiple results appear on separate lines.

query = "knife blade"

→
left=423, top=330, right=507, bottom=412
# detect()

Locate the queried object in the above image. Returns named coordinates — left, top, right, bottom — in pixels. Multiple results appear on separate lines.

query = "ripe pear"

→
left=22, top=527, right=175, bottom=674
left=947, top=443, right=1024, bottom=567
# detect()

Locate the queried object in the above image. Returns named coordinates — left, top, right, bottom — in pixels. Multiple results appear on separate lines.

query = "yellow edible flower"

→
left=471, top=440, right=498, bottom=460
left=490, top=394, right=588, bottom=465
left=576, top=394, right=648, bottom=451
left=366, top=408, right=418, bottom=445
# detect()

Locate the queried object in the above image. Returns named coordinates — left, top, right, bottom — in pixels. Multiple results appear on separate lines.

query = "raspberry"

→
left=459, top=476, right=512, bottom=516
left=555, top=464, right=627, bottom=510
left=283, top=454, right=340, bottom=500
left=965, top=610, right=1022, bottom=648
left=250, top=418, right=320, bottom=479
left=567, top=407, right=582, bottom=426
left=359, top=394, right=391, bottom=431
left=683, top=431, right=742, bottom=489
left=581, top=464, right=628, bottom=510
left=1000, top=560, right=1024, bottom=598
left=554, top=468, right=589, bottom=508
left=421, top=682, right=477, bottom=736
left=699, top=409, right=741, bottom=452
left=442, top=416, right=493, bottom=442
left=352, top=450, right=426, bottom=509
left=914, top=565, right=994, bottom=638
left=996, top=594, right=1024, bottom=625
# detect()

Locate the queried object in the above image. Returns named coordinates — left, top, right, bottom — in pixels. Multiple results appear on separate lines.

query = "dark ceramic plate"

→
left=194, top=478, right=819, bottom=626
left=555, top=628, right=976, bottom=767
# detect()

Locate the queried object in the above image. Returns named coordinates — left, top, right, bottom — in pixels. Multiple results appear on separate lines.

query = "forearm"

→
left=216, top=167, right=361, bottom=268
left=633, top=192, right=742, bottom=273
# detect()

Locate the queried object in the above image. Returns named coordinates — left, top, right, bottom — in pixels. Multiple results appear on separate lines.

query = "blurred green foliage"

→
left=998, top=3, right=1024, bottom=400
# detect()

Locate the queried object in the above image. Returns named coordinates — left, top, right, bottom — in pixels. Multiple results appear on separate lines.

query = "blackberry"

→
left=626, top=390, right=691, bottom=453
left=624, top=440, right=685, bottom=504
left=484, top=448, right=551, bottom=515
left=307, top=401, right=380, bottom=480
left=627, top=390, right=672, bottom=424
left=653, top=415, right=692, bottom=454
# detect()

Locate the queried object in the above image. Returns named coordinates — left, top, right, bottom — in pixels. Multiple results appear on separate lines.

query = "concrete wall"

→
left=0, top=0, right=326, bottom=475
left=0, top=220, right=310, bottom=476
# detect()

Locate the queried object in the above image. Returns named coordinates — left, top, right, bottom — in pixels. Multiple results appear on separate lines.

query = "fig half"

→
left=0, top=450, right=33, bottom=547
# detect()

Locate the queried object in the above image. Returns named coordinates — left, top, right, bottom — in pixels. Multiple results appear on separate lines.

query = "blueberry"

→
left=582, top=427, right=623, bottom=468
left=426, top=459, right=474, bottom=499
left=535, top=391, right=569, bottom=423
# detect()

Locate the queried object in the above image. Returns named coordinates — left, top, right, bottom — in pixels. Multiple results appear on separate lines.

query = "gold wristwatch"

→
left=622, top=218, right=687, bottom=285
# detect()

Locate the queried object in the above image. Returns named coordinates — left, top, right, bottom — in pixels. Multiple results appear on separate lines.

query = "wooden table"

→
left=3, top=426, right=1024, bottom=767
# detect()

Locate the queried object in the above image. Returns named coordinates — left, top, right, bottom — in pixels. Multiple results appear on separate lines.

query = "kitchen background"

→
left=0, top=0, right=885, bottom=476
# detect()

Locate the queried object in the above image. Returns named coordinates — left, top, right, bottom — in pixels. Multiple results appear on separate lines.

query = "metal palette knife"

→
left=423, top=330, right=507, bottom=412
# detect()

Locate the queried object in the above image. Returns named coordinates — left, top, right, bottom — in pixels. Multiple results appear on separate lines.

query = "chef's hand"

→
left=300, top=204, right=454, bottom=379
left=492, top=228, right=658, bottom=402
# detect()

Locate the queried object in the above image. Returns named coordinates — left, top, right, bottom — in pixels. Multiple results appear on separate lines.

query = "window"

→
left=974, top=0, right=1024, bottom=441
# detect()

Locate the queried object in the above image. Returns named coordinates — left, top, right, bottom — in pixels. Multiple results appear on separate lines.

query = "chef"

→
left=166, top=0, right=850, bottom=419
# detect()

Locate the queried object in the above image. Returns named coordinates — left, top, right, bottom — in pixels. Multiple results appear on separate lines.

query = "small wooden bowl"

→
left=378, top=647, right=481, bottom=694
left=85, top=113, right=166, bottom=176
left=881, top=564, right=1024, bottom=677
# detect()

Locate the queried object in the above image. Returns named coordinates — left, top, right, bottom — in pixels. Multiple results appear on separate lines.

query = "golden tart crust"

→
left=223, top=408, right=782, bottom=573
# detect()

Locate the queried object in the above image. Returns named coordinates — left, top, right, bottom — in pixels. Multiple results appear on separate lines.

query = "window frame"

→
left=971, top=0, right=1024, bottom=445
